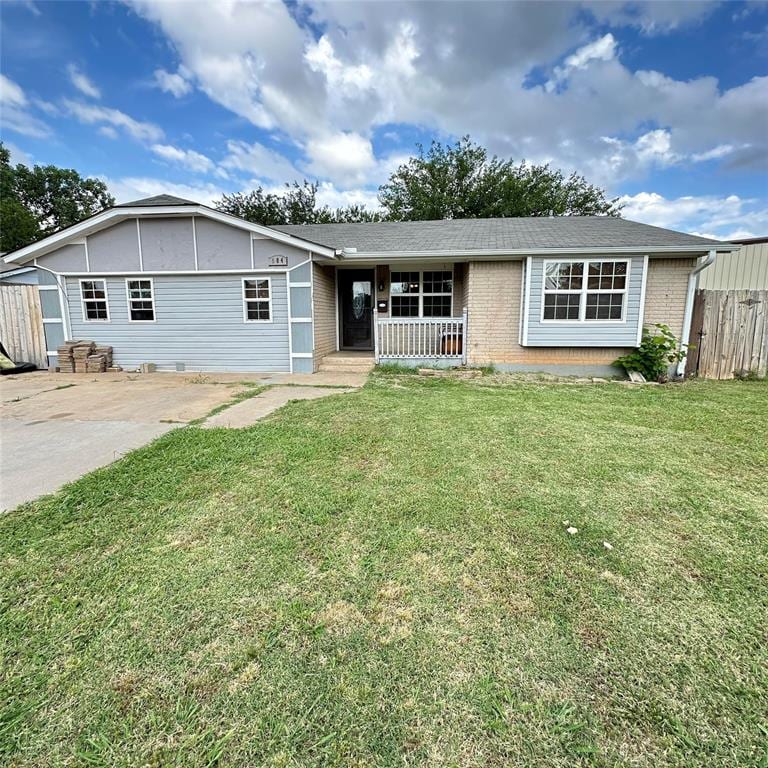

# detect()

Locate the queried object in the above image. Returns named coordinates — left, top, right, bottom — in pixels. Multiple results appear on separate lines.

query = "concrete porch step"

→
left=317, top=365, right=374, bottom=374
left=317, top=352, right=375, bottom=374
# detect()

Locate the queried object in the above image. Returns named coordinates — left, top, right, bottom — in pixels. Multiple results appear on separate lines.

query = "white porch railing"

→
left=374, top=308, right=468, bottom=364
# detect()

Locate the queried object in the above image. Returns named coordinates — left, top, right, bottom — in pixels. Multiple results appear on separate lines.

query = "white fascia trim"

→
left=3, top=205, right=337, bottom=265
left=337, top=245, right=739, bottom=261
left=522, top=256, right=532, bottom=346
left=636, top=255, right=650, bottom=346
left=55, top=269, right=290, bottom=276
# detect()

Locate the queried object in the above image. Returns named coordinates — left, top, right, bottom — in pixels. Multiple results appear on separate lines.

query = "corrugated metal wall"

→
left=698, top=241, right=768, bottom=290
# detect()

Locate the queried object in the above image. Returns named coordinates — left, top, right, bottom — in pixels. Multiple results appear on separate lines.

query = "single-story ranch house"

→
left=2, top=195, right=736, bottom=376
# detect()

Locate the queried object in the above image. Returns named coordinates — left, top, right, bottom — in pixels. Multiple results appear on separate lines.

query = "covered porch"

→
left=327, top=263, right=468, bottom=366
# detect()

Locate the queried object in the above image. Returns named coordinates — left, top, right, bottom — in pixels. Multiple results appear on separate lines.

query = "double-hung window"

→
left=390, top=270, right=453, bottom=317
left=80, top=279, right=109, bottom=321
left=243, top=278, right=271, bottom=322
left=543, top=260, right=628, bottom=322
left=126, top=279, right=155, bottom=322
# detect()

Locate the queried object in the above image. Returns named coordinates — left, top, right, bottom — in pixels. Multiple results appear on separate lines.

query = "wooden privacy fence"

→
left=0, top=284, right=48, bottom=368
left=688, top=289, right=768, bottom=379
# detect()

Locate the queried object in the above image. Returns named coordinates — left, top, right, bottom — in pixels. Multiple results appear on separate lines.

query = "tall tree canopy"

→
left=378, top=137, right=621, bottom=220
left=215, top=182, right=382, bottom=225
left=0, top=143, right=114, bottom=252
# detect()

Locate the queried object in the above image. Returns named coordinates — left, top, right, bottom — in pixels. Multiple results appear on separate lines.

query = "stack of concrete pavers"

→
left=56, top=340, right=82, bottom=373
left=94, top=345, right=113, bottom=368
left=72, top=342, right=95, bottom=373
left=56, top=340, right=116, bottom=373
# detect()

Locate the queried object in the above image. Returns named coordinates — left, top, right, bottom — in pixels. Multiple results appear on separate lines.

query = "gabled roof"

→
left=116, top=194, right=198, bottom=207
left=275, top=216, right=730, bottom=256
left=2, top=198, right=338, bottom=264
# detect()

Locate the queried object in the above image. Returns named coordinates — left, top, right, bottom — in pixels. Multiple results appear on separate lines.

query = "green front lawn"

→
left=2, top=373, right=767, bottom=767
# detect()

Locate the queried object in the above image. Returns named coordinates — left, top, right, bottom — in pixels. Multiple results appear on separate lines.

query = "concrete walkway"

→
left=203, top=386, right=356, bottom=428
left=1, top=370, right=366, bottom=511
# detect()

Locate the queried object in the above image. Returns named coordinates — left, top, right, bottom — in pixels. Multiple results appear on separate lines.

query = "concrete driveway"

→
left=0, top=370, right=365, bottom=512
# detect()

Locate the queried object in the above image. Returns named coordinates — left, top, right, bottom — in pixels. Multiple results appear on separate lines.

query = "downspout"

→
left=676, top=249, right=716, bottom=377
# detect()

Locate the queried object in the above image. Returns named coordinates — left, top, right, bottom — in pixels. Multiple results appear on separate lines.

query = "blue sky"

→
left=1, top=0, right=766, bottom=238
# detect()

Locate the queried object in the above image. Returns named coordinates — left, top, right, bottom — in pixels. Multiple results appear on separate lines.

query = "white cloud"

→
left=314, top=182, right=381, bottom=211
left=0, top=74, right=51, bottom=138
left=153, top=67, right=192, bottom=97
left=150, top=143, right=215, bottom=174
left=619, top=191, right=768, bottom=239
left=221, top=139, right=301, bottom=182
left=1, top=73, right=26, bottom=107
left=63, top=99, right=163, bottom=142
left=305, top=132, right=376, bottom=185
left=67, top=64, right=101, bottom=99
left=548, top=33, right=617, bottom=90
left=305, top=37, right=374, bottom=95
left=98, top=126, right=119, bottom=139
left=123, top=0, right=767, bottom=192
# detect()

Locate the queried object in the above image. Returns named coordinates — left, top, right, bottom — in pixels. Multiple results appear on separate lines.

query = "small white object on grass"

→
left=603, top=541, right=613, bottom=550
left=563, top=520, right=569, bottom=526
left=566, top=527, right=578, bottom=535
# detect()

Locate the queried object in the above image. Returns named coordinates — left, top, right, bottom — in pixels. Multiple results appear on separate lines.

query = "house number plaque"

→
left=268, top=255, right=288, bottom=267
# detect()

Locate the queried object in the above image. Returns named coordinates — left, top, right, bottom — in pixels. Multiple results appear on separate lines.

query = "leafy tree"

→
left=0, top=142, right=114, bottom=252
left=378, top=136, right=621, bottom=220
left=215, top=181, right=382, bottom=225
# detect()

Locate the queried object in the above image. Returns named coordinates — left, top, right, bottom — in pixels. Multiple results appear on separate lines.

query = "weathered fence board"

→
left=0, top=284, right=48, bottom=368
left=688, top=289, right=767, bottom=379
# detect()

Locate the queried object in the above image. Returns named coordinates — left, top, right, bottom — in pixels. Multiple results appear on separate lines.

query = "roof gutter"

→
left=338, top=244, right=737, bottom=261
left=677, top=249, right=716, bottom=377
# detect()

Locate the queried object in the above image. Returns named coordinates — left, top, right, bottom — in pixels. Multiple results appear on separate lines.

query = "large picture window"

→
left=80, top=279, right=110, bottom=321
left=390, top=270, right=453, bottom=317
left=126, top=279, right=155, bottom=322
left=542, top=260, right=628, bottom=322
left=243, top=278, right=272, bottom=322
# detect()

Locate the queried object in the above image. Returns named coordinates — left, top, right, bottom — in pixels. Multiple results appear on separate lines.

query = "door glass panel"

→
left=352, top=281, right=370, bottom=319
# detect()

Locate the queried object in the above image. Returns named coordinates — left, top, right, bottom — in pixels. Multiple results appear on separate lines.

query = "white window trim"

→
left=79, top=278, right=110, bottom=323
left=540, top=258, right=631, bottom=324
left=390, top=267, right=454, bottom=318
left=125, top=277, right=156, bottom=323
left=242, top=276, right=273, bottom=323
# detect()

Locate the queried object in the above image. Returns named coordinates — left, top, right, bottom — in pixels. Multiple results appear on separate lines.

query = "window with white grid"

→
left=80, top=279, right=110, bottom=321
left=543, top=260, right=628, bottom=322
left=126, top=279, right=155, bottom=322
left=243, top=278, right=272, bottom=322
left=390, top=270, right=453, bottom=317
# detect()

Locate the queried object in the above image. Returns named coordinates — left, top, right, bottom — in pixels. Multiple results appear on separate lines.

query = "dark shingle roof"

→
left=274, top=217, right=726, bottom=253
left=117, top=194, right=198, bottom=207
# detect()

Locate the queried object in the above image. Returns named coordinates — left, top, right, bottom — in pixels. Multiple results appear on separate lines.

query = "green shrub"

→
left=615, top=323, right=689, bottom=382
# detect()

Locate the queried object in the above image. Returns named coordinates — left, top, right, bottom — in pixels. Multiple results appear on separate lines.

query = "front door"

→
left=339, top=269, right=374, bottom=349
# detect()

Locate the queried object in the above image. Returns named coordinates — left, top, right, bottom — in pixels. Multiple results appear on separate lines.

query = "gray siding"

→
left=525, top=255, right=645, bottom=347
left=140, top=218, right=195, bottom=271
left=0, top=270, right=38, bottom=285
left=65, top=274, right=290, bottom=372
left=252, top=238, right=310, bottom=270
left=196, top=218, right=250, bottom=270
left=36, top=243, right=87, bottom=272
left=89, top=220, right=141, bottom=272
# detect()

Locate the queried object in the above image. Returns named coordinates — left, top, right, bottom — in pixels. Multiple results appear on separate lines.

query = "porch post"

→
left=462, top=306, right=468, bottom=365
left=373, top=306, right=379, bottom=363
